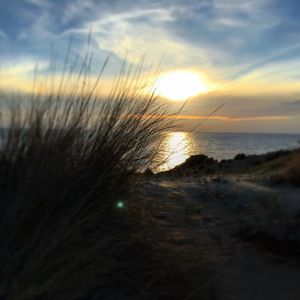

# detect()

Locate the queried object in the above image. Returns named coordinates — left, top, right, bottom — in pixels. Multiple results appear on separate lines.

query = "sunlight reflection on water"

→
left=154, top=131, right=300, bottom=173
left=156, top=132, right=193, bottom=172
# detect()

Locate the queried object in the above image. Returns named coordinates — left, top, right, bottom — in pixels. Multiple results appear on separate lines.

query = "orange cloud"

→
left=140, top=114, right=292, bottom=122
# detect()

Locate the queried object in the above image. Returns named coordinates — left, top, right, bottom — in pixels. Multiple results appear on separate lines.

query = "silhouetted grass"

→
left=0, top=41, right=224, bottom=299
left=0, top=48, right=179, bottom=299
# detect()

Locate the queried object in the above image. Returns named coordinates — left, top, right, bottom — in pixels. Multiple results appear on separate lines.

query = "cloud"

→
left=152, top=114, right=292, bottom=122
left=25, top=0, right=51, bottom=8
left=0, top=59, right=49, bottom=92
left=283, top=99, right=300, bottom=106
left=60, top=5, right=209, bottom=67
left=0, top=30, right=7, bottom=39
left=1, top=0, right=300, bottom=133
left=214, top=17, right=248, bottom=28
left=4, top=0, right=297, bottom=80
left=212, top=0, right=278, bottom=28
left=0, top=59, right=48, bottom=76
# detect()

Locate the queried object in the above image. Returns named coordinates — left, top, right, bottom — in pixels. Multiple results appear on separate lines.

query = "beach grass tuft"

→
left=0, top=49, right=179, bottom=299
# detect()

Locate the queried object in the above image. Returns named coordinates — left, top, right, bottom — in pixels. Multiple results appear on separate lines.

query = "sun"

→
left=153, top=71, right=209, bottom=101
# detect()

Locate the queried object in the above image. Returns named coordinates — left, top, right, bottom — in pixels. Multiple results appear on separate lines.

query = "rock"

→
left=184, top=154, right=217, bottom=167
left=234, top=153, right=247, bottom=160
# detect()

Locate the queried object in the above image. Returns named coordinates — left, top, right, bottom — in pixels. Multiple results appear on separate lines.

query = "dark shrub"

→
left=234, top=153, right=246, bottom=160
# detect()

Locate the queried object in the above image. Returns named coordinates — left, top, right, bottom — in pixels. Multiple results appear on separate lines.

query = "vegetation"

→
left=271, top=152, right=300, bottom=186
left=0, top=47, right=220, bottom=299
left=1, top=46, right=298, bottom=298
left=0, top=49, right=169, bottom=299
left=285, top=155, right=300, bottom=186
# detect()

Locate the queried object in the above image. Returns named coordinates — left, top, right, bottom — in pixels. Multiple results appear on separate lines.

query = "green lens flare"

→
left=117, top=201, right=124, bottom=209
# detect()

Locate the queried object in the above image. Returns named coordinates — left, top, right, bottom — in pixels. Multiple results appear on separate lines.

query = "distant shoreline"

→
left=156, top=147, right=300, bottom=178
left=156, top=131, right=300, bottom=172
left=167, top=130, right=300, bottom=135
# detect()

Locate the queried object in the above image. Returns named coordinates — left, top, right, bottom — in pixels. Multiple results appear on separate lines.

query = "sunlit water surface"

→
left=156, top=131, right=300, bottom=172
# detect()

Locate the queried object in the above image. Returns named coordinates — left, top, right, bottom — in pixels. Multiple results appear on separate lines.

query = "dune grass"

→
left=0, top=41, right=224, bottom=299
left=0, top=48, right=179, bottom=299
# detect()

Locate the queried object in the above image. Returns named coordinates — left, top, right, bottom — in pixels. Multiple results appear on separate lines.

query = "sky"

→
left=1, top=0, right=300, bottom=133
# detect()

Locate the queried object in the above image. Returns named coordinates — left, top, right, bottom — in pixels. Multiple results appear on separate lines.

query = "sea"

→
left=156, top=131, right=300, bottom=172
left=1, top=128, right=299, bottom=173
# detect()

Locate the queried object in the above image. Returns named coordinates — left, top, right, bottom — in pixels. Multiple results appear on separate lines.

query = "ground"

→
left=137, top=149, right=300, bottom=299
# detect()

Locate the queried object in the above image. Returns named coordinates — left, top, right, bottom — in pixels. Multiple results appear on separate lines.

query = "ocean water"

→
left=1, top=128, right=299, bottom=173
left=157, top=132, right=300, bottom=172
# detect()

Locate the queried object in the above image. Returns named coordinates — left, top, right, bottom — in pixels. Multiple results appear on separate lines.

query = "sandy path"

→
left=140, top=176, right=300, bottom=300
